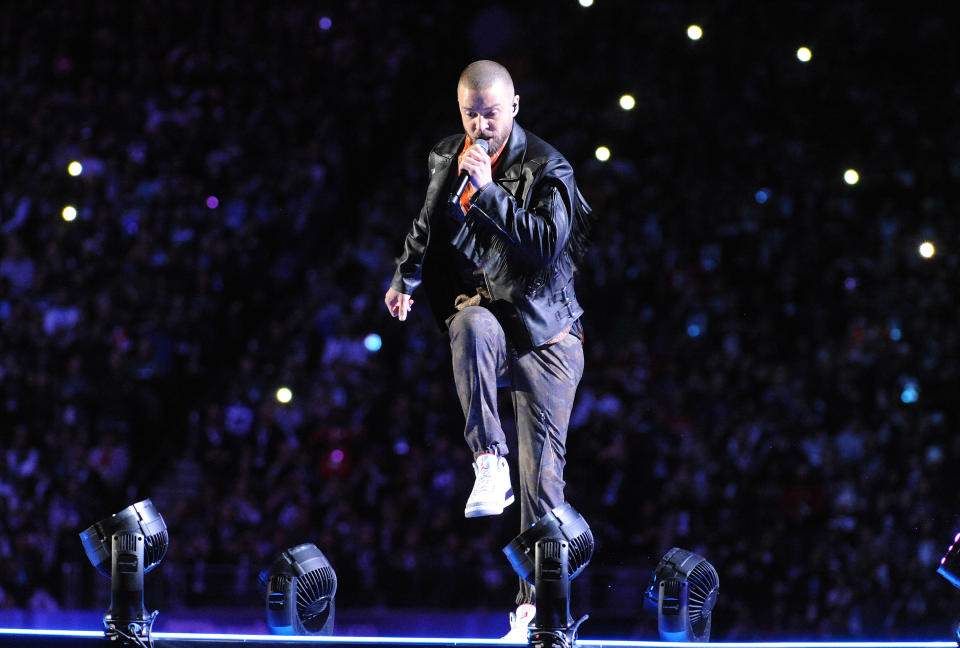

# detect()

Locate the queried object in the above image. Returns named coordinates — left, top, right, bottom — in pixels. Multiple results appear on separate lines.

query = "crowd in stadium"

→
left=2, top=1, right=958, bottom=639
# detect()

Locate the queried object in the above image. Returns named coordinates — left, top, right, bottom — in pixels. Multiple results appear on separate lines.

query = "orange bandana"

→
left=456, top=136, right=507, bottom=213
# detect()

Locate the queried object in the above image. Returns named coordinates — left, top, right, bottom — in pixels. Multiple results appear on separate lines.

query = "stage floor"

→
left=0, top=629, right=955, bottom=648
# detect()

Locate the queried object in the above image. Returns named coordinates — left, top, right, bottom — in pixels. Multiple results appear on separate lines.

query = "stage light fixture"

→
left=258, top=543, right=338, bottom=636
left=79, top=499, right=168, bottom=646
left=644, top=547, right=719, bottom=642
left=503, top=503, right=594, bottom=648
left=938, top=532, right=960, bottom=589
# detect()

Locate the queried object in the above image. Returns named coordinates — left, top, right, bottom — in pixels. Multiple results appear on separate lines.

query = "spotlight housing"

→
left=503, top=502, right=594, bottom=584
left=644, top=547, right=719, bottom=642
left=258, top=543, right=338, bottom=636
left=79, top=499, right=168, bottom=644
left=937, top=532, right=960, bottom=589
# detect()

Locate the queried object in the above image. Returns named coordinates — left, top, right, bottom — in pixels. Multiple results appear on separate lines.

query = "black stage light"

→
left=79, top=499, right=168, bottom=647
left=644, top=547, right=719, bottom=642
left=937, top=531, right=960, bottom=590
left=258, top=543, right=338, bottom=636
left=937, top=533, right=960, bottom=644
left=503, top=503, right=594, bottom=648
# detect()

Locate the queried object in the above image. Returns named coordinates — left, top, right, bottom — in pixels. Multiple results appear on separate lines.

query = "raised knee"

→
left=449, top=306, right=499, bottom=338
left=450, top=306, right=503, bottom=346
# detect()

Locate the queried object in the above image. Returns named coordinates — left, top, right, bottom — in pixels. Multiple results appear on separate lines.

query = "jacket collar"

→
left=495, top=122, right=527, bottom=182
left=434, top=123, right=527, bottom=184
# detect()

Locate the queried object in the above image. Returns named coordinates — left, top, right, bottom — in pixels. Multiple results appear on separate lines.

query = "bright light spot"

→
left=687, top=25, right=703, bottom=40
left=276, top=387, right=293, bottom=403
left=318, top=16, right=333, bottom=30
left=919, top=241, right=935, bottom=258
left=206, top=195, right=219, bottom=209
left=843, top=277, right=857, bottom=292
left=364, top=333, right=382, bottom=352
left=755, top=189, right=770, bottom=204
left=67, top=161, right=83, bottom=176
left=686, top=324, right=701, bottom=338
left=595, top=146, right=611, bottom=162
left=619, top=94, right=636, bottom=110
left=796, top=47, right=812, bottom=62
left=844, top=169, right=860, bottom=185
left=889, top=327, right=902, bottom=341
left=62, top=205, right=77, bottom=222
left=901, top=382, right=919, bottom=404
left=578, top=0, right=594, bottom=7
left=955, top=532, right=960, bottom=543
left=330, top=449, right=345, bottom=465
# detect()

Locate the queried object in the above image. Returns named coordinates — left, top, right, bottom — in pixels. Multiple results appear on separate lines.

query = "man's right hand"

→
left=384, top=287, right=414, bottom=321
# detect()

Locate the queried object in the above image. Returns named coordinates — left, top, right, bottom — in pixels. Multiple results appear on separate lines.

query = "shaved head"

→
left=458, top=60, right=515, bottom=96
left=456, top=60, right=519, bottom=153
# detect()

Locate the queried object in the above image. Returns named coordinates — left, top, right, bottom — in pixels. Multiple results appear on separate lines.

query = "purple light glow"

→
left=206, top=195, right=219, bottom=209
left=319, top=16, right=332, bottom=30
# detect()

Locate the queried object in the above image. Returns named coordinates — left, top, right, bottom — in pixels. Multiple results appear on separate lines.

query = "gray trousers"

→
left=448, top=306, right=584, bottom=605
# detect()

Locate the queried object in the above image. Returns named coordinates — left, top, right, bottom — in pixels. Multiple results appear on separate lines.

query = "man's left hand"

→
left=459, top=142, right=492, bottom=191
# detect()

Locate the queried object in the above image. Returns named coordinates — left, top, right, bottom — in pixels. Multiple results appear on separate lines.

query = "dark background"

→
left=1, top=0, right=959, bottom=640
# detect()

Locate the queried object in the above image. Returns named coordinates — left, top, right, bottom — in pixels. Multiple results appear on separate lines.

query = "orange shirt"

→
left=457, top=136, right=508, bottom=213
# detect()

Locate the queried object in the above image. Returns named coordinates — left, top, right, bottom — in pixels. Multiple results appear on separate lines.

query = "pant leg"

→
left=448, top=307, right=512, bottom=458
left=510, top=332, right=585, bottom=605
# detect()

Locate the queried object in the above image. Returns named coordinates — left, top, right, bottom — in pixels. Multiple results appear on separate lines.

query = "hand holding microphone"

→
left=451, top=139, right=491, bottom=204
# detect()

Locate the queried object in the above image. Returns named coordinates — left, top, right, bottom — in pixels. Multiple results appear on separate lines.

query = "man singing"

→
left=384, top=59, right=591, bottom=639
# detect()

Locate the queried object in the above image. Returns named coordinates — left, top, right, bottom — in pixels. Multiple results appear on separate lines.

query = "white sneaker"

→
left=502, top=603, right=536, bottom=642
left=464, top=453, right=514, bottom=518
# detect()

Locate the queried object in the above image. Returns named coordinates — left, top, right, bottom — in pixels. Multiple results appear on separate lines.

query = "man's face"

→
left=457, top=80, right=518, bottom=154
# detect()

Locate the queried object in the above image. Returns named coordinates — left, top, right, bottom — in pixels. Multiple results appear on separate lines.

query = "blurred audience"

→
left=1, top=0, right=958, bottom=639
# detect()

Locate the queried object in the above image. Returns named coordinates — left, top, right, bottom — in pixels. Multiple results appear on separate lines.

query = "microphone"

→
left=450, top=139, right=490, bottom=205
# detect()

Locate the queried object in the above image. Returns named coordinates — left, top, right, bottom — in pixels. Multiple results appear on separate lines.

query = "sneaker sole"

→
left=464, top=492, right=515, bottom=518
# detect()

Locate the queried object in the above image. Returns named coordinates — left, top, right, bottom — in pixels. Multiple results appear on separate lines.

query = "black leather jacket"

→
left=391, top=123, right=591, bottom=350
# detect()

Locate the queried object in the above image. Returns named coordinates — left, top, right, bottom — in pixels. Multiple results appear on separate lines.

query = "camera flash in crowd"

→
left=797, top=47, right=812, bottom=62
left=578, top=0, right=594, bottom=7
left=62, top=205, right=78, bottom=222
left=276, top=387, right=293, bottom=404
left=901, top=381, right=919, bottom=404
left=68, top=161, right=83, bottom=176
left=919, top=241, right=935, bottom=259
left=619, top=94, right=636, bottom=110
left=595, top=146, right=611, bottom=162
left=687, top=25, right=703, bottom=41
left=844, top=169, right=860, bottom=185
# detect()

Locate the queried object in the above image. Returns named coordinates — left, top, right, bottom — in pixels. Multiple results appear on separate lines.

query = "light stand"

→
left=936, top=531, right=960, bottom=644
left=503, top=503, right=594, bottom=648
left=258, top=543, right=338, bottom=636
left=643, top=547, right=719, bottom=642
left=79, top=500, right=168, bottom=647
